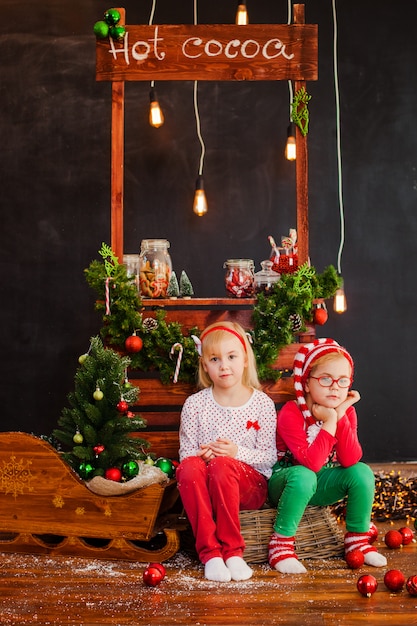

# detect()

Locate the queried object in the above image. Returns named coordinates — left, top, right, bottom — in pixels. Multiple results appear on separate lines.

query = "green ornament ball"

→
left=93, top=388, right=104, bottom=401
left=78, top=353, right=88, bottom=365
left=109, top=25, right=126, bottom=41
left=73, top=432, right=83, bottom=444
left=122, top=460, right=140, bottom=479
left=93, top=20, right=109, bottom=39
left=79, top=462, right=94, bottom=480
left=155, top=458, right=174, bottom=478
left=104, top=8, right=121, bottom=26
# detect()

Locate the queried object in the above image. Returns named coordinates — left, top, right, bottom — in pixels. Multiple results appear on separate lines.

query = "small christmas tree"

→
left=179, top=271, right=194, bottom=297
left=52, top=336, right=149, bottom=480
left=167, top=271, right=180, bottom=297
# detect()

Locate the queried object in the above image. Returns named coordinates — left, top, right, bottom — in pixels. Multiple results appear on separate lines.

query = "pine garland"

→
left=84, top=245, right=341, bottom=384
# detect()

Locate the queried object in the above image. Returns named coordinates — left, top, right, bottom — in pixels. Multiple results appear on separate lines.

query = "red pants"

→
left=176, top=456, right=267, bottom=564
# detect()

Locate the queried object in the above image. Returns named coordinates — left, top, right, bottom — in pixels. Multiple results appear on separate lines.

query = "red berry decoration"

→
left=357, top=574, right=378, bottom=597
left=345, top=549, right=364, bottom=569
left=117, top=400, right=129, bottom=413
left=384, top=569, right=405, bottom=592
left=384, top=529, right=403, bottom=549
left=125, top=332, right=143, bottom=353
left=406, top=575, right=417, bottom=596
left=93, top=444, right=105, bottom=456
left=399, top=526, right=414, bottom=545
left=105, top=467, right=122, bottom=482
left=368, top=522, right=378, bottom=544
left=143, top=564, right=165, bottom=587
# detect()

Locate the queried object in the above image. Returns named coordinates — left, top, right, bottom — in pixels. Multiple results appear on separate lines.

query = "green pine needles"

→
left=53, top=336, right=149, bottom=478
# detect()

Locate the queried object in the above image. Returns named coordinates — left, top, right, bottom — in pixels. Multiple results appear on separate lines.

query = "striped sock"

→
left=344, top=530, right=377, bottom=556
left=268, top=532, right=298, bottom=567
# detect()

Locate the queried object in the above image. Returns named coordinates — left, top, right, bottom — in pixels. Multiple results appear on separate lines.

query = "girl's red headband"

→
left=200, top=326, right=247, bottom=353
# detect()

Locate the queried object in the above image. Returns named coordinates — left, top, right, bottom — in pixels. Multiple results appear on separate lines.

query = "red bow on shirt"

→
left=246, top=420, right=260, bottom=431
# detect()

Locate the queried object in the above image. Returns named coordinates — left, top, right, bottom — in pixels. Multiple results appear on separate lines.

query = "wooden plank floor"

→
left=0, top=464, right=416, bottom=626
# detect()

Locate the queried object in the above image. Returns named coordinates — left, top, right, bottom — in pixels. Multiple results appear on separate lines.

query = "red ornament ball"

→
left=368, top=522, right=379, bottom=544
left=313, top=307, right=328, bottom=325
left=399, top=526, right=414, bottom=546
left=384, top=529, right=403, bottom=549
left=345, top=549, right=365, bottom=569
left=384, top=569, right=405, bottom=592
left=143, top=564, right=165, bottom=587
left=117, top=400, right=129, bottom=413
left=125, top=333, right=143, bottom=353
left=149, top=562, right=166, bottom=578
left=406, top=575, right=417, bottom=596
left=105, top=467, right=122, bottom=482
left=357, top=574, right=378, bottom=597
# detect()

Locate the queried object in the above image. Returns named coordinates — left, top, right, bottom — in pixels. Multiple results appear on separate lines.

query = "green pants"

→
left=267, top=462, right=375, bottom=536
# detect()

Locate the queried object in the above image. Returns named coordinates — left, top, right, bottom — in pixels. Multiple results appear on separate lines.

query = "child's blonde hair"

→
left=197, top=321, right=261, bottom=390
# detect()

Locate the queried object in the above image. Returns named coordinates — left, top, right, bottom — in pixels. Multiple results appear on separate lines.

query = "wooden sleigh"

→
left=0, top=431, right=181, bottom=562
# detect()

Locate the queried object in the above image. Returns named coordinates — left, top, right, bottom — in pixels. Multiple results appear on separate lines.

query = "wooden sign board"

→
left=96, top=24, right=318, bottom=82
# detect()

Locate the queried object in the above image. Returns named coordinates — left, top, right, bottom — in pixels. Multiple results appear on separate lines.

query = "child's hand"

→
left=336, top=389, right=361, bottom=419
left=209, top=438, right=238, bottom=458
left=311, top=403, right=337, bottom=424
left=197, top=444, right=215, bottom=461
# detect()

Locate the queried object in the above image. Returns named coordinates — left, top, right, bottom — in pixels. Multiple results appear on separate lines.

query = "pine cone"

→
left=143, top=317, right=158, bottom=331
left=289, top=313, right=302, bottom=332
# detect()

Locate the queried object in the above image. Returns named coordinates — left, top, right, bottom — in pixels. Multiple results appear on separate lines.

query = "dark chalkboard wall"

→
left=1, top=0, right=416, bottom=461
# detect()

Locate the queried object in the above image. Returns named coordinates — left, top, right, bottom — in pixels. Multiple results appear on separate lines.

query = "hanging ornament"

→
left=117, top=400, right=129, bottom=413
left=143, top=563, right=166, bottom=587
left=79, top=462, right=94, bottom=480
left=122, top=460, right=140, bottom=479
left=93, top=387, right=104, bottom=401
left=384, top=569, right=405, bottom=592
left=105, top=467, right=122, bottom=482
left=73, top=431, right=84, bottom=444
left=170, top=342, right=183, bottom=383
left=384, top=529, right=403, bottom=549
left=313, top=299, right=328, bottom=325
left=126, top=411, right=135, bottom=418
left=345, top=548, right=364, bottom=569
left=406, top=575, right=417, bottom=596
left=399, top=526, right=414, bottom=545
left=357, top=574, right=378, bottom=597
left=144, top=456, right=155, bottom=466
left=123, top=377, right=133, bottom=391
left=93, top=444, right=105, bottom=456
left=78, top=353, right=89, bottom=365
left=125, top=331, right=143, bottom=353
left=155, top=457, right=175, bottom=478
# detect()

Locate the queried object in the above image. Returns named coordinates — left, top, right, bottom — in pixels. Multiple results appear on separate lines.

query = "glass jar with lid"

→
left=254, top=260, right=280, bottom=295
left=139, top=239, right=172, bottom=298
left=223, top=259, right=255, bottom=298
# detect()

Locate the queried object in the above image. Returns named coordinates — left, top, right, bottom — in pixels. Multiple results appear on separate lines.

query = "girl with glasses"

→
left=268, top=338, right=387, bottom=574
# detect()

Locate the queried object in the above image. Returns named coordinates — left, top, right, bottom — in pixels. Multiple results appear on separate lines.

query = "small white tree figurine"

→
left=167, top=271, right=180, bottom=298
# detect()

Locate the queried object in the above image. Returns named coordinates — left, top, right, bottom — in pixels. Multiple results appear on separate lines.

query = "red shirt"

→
left=276, top=400, right=363, bottom=473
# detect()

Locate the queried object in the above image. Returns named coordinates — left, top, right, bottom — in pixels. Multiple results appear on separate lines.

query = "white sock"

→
left=204, top=557, right=232, bottom=582
left=225, top=556, right=253, bottom=581
left=364, top=551, right=387, bottom=567
left=274, top=557, right=308, bottom=575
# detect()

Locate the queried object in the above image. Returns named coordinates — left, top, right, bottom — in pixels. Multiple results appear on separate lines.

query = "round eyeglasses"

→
left=309, top=375, right=351, bottom=388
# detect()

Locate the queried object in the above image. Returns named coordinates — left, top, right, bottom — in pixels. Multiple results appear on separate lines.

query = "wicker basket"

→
left=240, top=505, right=344, bottom=564
left=180, top=505, right=344, bottom=564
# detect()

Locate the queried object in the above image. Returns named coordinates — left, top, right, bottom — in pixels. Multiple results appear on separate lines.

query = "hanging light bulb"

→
left=236, top=1, right=249, bottom=25
left=333, top=278, right=347, bottom=313
left=149, top=87, right=164, bottom=128
left=193, top=175, right=208, bottom=217
left=285, top=122, right=296, bottom=161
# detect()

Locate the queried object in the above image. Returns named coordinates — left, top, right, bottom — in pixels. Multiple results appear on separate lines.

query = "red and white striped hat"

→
left=293, top=338, right=354, bottom=419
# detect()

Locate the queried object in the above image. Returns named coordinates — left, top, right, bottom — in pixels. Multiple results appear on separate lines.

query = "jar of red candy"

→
left=224, top=259, right=255, bottom=298
left=270, top=246, right=298, bottom=274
